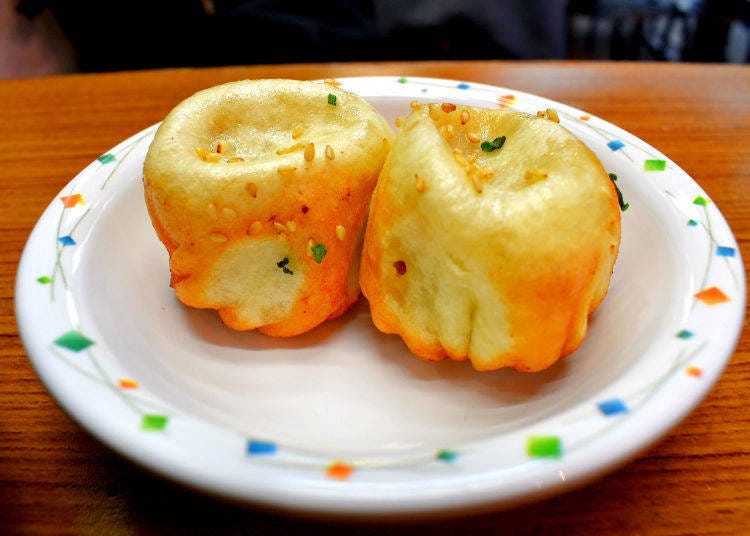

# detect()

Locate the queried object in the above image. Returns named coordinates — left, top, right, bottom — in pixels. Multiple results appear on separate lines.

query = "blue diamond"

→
left=607, top=140, right=625, bottom=151
left=58, top=235, right=75, bottom=246
left=597, top=398, right=628, bottom=416
left=716, top=246, right=735, bottom=257
left=247, top=440, right=277, bottom=456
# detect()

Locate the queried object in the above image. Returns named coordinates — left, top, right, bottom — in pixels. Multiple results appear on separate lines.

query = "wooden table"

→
left=1, top=61, right=748, bottom=534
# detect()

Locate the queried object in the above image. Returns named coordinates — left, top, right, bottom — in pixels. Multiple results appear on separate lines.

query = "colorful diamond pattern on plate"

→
left=695, top=286, right=730, bottom=305
left=54, top=331, right=94, bottom=352
left=598, top=398, right=628, bottom=416
left=141, top=414, right=169, bottom=431
left=60, top=194, right=85, bottom=208
left=39, top=77, right=740, bottom=483
left=527, top=436, right=562, bottom=458
left=326, top=461, right=354, bottom=480
left=644, top=159, right=667, bottom=171
left=247, top=440, right=277, bottom=456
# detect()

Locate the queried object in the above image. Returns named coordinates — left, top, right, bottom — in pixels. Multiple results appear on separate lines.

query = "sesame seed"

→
left=415, top=174, right=426, bottom=193
left=325, top=145, right=335, bottom=160
left=273, top=222, right=289, bottom=234
left=537, top=110, right=546, bottom=118
left=467, top=132, right=481, bottom=143
left=304, top=143, right=315, bottom=162
left=286, top=220, right=297, bottom=233
left=335, top=225, right=346, bottom=240
left=195, top=146, right=207, bottom=159
left=277, top=164, right=297, bottom=175
left=216, top=141, right=230, bottom=154
left=395, top=116, right=404, bottom=127
left=209, top=232, right=228, bottom=243
left=249, top=221, right=262, bottom=234
left=292, top=126, right=304, bottom=139
left=525, top=169, right=548, bottom=183
left=546, top=108, right=560, bottom=123
left=468, top=152, right=479, bottom=163
left=245, top=182, right=258, bottom=198
left=460, top=110, right=470, bottom=125
left=222, top=207, right=237, bottom=219
left=441, top=103, right=456, bottom=113
left=228, top=157, right=245, bottom=163
left=204, top=151, right=221, bottom=163
left=306, top=239, right=314, bottom=256
left=410, top=100, right=421, bottom=110
left=207, top=202, right=217, bottom=219
left=469, top=174, right=483, bottom=193
left=276, top=143, right=305, bottom=155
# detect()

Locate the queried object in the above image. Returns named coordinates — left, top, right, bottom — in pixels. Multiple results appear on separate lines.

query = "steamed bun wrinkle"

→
left=144, top=79, right=393, bottom=336
left=360, top=103, right=621, bottom=371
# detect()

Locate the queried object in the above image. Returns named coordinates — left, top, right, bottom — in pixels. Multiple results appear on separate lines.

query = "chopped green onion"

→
left=608, top=173, right=629, bottom=211
left=277, top=257, right=294, bottom=274
left=312, top=243, right=327, bottom=264
left=327, top=93, right=337, bottom=106
left=481, top=136, right=506, bottom=153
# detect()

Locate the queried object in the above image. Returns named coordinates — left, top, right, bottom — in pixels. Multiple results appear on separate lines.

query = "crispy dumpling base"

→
left=359, top=103, right=621, bottom=371
left=144, top=79, right=393, bottom=336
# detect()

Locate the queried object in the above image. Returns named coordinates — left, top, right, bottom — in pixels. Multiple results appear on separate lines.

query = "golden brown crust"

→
left=360, top=103, right=621, bottom=371
left=143, top=79, right=393, bottom=336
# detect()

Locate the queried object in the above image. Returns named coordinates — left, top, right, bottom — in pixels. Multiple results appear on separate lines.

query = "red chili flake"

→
left=393, top=260, right=407, bottom=275
left=301, top=205, right=309, bottom=214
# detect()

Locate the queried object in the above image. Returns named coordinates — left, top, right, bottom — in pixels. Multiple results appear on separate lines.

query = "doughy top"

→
left=144, top=79, right=393, bottom=211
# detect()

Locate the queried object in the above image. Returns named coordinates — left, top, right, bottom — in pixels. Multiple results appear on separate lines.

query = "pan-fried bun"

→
left=360, top=103, right=621, bottom=371
left=144, top=79, right=393, bottom=336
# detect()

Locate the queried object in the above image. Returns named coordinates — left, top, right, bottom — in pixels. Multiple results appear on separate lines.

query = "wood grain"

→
left=1, top=61, right=748, bottom=534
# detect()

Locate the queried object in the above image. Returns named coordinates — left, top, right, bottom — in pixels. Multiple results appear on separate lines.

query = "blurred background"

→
left=1, top=0, right=747, bottom=78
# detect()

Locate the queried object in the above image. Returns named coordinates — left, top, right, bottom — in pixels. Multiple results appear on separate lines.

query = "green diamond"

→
left=693, top=196, right=709, bottom=206
left=644, top=159, right=666, bottom=171
left=436, top=449, right=458, bottom=463
left=97, top=153, right=116, bottom=164
left=37, top=276, right=53, bottom=284
left=53, top=331, right=94, bottom=352
left=526, top=435, right=562, bottom=458
left=141, top=414, right=169, bottom=431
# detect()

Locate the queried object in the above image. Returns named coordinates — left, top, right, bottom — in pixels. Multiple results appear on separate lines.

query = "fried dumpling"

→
left=360, top=103, right=621, bottom=371
left=144, top=79, right=393, bottom=336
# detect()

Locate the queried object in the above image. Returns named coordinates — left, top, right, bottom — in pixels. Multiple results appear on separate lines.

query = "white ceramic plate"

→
left=15, top=77, right=745, bottom=517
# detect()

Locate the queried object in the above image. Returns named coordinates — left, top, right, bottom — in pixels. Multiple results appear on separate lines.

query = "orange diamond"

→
left=498, top=94, right=516, bottom=109
left=686, top=366, right=702, bottom=378
left=118, top=378, right=139, bottom=389
left=326, top=461, right=354, bottom=480
left=694, top=286, right=730, bottom=305
left=60, top=194, right=85, bottom=208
